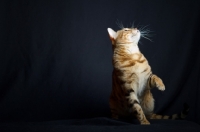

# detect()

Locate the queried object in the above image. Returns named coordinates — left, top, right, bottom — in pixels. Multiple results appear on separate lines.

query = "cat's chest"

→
left=133, top=61, right=148, bottom=72
left=131, top=55, right=149, bottom=73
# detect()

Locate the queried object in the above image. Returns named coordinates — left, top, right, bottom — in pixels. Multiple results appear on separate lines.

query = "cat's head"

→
left=107, top=28, right=140, bottom=45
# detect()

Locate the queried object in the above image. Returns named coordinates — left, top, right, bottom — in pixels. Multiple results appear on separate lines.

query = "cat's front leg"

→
left=149, top=74, right=165, bottom=91
left=127, top=91, right=150, bottom=125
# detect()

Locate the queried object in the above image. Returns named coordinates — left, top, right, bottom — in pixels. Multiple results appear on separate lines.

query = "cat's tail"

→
left=149, top=103, right=189, bottom=120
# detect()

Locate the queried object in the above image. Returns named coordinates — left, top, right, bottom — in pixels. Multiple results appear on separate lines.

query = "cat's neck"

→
left=116, top=43, right=140, bottom=54
left=127, top=44, right=140, bottom=54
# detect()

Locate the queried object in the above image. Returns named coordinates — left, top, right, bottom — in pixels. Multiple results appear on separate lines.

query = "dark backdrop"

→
left=0, top=0, right=200, bottom=124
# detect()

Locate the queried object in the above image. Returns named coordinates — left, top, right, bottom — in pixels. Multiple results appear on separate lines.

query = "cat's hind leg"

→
left=140, top=90, right=155, bottom=118
left=110, top=108, right=119, bottom=119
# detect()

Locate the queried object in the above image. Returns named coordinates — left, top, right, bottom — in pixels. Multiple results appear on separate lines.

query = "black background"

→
left=0, top=0, right=200, bottom=124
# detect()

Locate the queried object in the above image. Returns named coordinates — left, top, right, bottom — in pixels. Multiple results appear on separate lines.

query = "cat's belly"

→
left=130, top=62, right=151, bottom=96
left=136, top=73, right=149, bottom=96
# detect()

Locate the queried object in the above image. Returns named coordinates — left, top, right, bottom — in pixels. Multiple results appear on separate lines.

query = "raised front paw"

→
left=155, top=78, right=165, bottom=91
left=157, top=83, right=165, bottom=91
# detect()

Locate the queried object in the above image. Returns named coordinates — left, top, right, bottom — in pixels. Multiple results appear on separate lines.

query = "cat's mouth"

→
left=132, top=33, right=138, bottom=37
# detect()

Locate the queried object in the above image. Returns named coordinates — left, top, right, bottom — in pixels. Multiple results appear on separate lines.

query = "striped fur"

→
left=150, top=103, right=189, bottom=120
left=107, top=27, right=166, bottom=125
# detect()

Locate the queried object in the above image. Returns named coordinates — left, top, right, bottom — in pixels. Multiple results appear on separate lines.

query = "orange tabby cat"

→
left=107, top=26, right=190, bottom=124
left=107, top=27, right=165, bottom=125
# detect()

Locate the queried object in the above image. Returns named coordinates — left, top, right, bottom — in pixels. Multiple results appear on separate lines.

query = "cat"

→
left=107, top=27, right=188, bottom=125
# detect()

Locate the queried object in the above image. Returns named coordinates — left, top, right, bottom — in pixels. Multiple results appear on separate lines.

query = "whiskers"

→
left=138, top=25, right=154, bottom=42
left=115, top=20, right=154, bottom=42
left=116, top=20, right=135, bottom=29
left=116, top=20, right=124, bottom=29
left=131, top=21, right=135, bottom=28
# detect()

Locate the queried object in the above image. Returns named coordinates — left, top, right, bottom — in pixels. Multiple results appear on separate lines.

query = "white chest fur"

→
left=127, top=44, right=140, bottom=54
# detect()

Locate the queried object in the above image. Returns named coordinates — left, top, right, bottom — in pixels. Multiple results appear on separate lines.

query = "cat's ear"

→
left=107, top=28, right=117, bottom=44
left=107, top=28, right=117, bottom=39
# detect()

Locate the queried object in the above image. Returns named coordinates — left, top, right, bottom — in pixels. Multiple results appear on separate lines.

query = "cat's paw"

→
left=155, top=78, right=165, bottom=91
left=141, top=119, right=150, bottom=125
left=158, top=84, right=165, bottom=91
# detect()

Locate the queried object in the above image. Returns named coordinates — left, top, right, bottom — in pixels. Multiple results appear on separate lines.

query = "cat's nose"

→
left=136, top=29, right=140, bottom=33
left=133, top=28, right=139, bottom=32
left=132, top=28, right=139, bottom=34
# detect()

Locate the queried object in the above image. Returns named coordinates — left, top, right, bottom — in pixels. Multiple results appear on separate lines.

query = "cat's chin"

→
left=129, top=39, right=139, bottom=44
left=131, top=33, right=140, bottom=39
